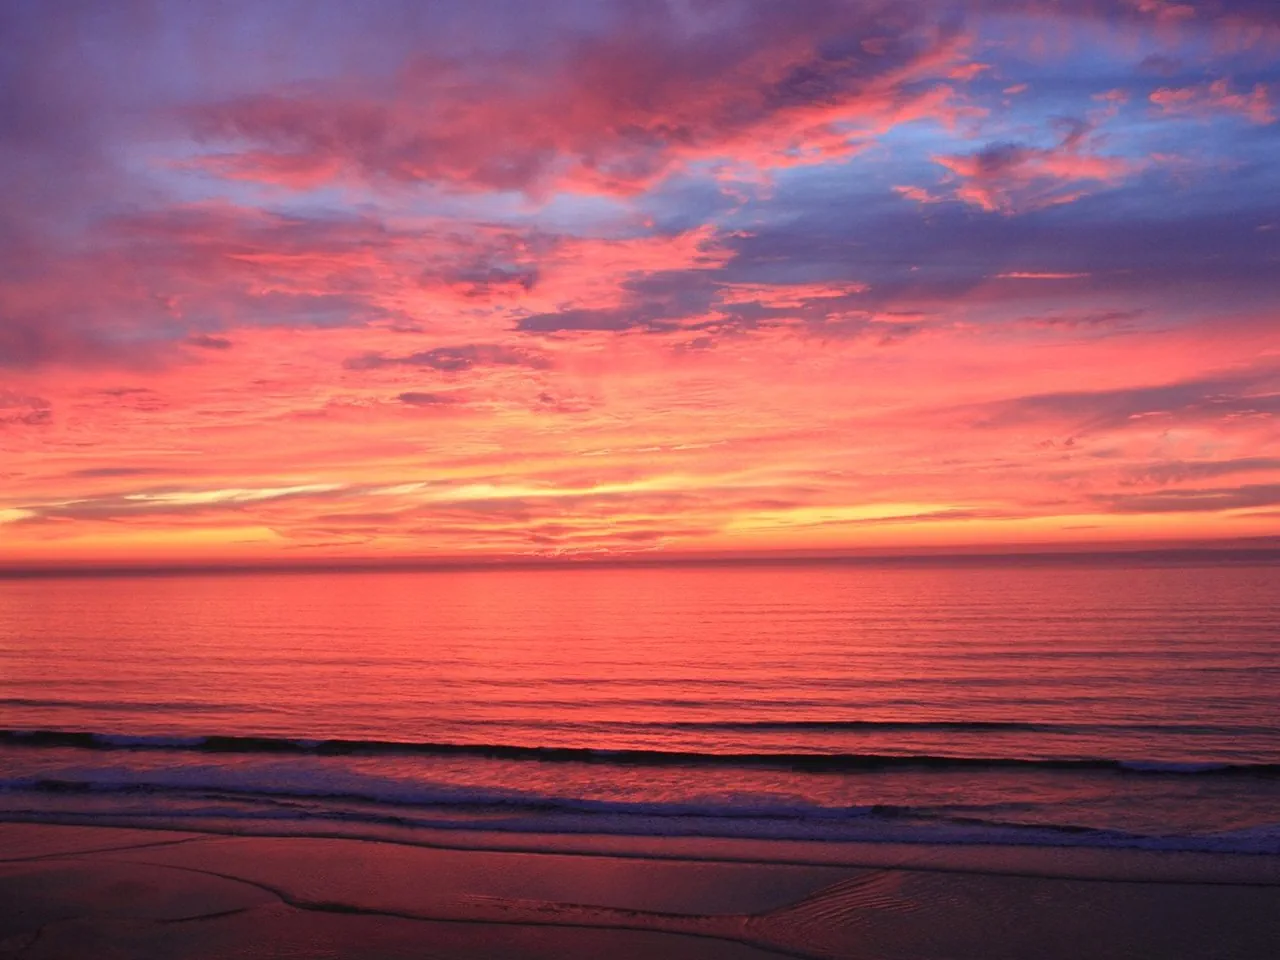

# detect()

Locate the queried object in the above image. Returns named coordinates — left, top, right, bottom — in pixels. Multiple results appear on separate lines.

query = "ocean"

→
left=1, top=559, right=1277, bottom=853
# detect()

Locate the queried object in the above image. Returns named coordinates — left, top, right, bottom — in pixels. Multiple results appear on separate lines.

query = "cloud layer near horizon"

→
left=2, top=0, right=1278, bottom=563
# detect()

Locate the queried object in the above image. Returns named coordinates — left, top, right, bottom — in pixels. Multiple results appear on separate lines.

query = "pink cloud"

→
left=6, top=1, right=1280, bottom=564
left=715, top=282, right=869, bottom=308
left=1123, top=0, right=1197, bottom=22
left=0, top=194, right=743, bottom=373
left=929, top=119, right=1139, bottom=213
left=893, top=184, right=944, bottom=204
left=185, top=9, right=978, bottom=197
left=1093, top=88, right=1130, bottom=104
left=949, top=62, right=991, bottom=81
left=1150, top=78, right=1275, bottom=124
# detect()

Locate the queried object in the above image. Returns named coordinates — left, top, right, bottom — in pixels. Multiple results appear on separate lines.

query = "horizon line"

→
left=2, top=541, right=1278, bottom=580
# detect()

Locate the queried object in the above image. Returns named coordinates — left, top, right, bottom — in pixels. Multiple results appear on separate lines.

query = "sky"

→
left=1, top=0, right=1279, bottom=567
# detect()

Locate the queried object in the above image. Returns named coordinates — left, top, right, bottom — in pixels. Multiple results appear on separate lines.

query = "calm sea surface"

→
left=1, top=560, right=1278, bottom=851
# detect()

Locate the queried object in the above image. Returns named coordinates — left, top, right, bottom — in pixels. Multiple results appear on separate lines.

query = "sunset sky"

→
left=2, top=0, right=1278, bottom=566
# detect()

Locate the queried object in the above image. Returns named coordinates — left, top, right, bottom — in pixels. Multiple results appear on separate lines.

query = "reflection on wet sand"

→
left=3, top=825, right=1277, bottom=959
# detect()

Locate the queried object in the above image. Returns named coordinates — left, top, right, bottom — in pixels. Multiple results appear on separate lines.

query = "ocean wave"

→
left=8, top=711, right=1274, bottom=740
left=0, top=698, right=240, bottom=714
left=0, top=777, right=1236, bottom=844
left=656, top=719, right=1276, bottom=736
left=2, top=773, right=882, bottom=820
left=2, top=728, right=1276, bottom=775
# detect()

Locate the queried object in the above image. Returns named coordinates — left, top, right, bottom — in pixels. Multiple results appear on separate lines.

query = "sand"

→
left=2, top=822, right=1278, bottom=959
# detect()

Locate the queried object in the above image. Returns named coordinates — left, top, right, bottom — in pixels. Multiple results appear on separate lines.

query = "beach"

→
left=4, top=564, right=1278, bottom=957
left=3, top=821, right=1278, bottom=959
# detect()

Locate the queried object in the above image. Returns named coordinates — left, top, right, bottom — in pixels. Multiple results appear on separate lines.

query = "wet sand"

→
left=2, top=822, right=1278, bottom=959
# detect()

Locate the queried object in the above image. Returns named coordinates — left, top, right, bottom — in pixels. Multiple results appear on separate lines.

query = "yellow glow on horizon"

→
left=122, top=484, right=343, bottom=506
left=726, top=503, right=964, bottom=532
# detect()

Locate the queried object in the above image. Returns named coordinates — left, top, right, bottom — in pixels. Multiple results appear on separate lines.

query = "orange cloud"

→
left=997, top=272, right=1091, bottom=280
left=5, top=300, right=1277, bottom=565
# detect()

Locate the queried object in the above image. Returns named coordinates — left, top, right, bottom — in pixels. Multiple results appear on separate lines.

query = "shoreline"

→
left=3, top=813, right=1280, bottom=884
left=3, top=821, right=1278, bottom=959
